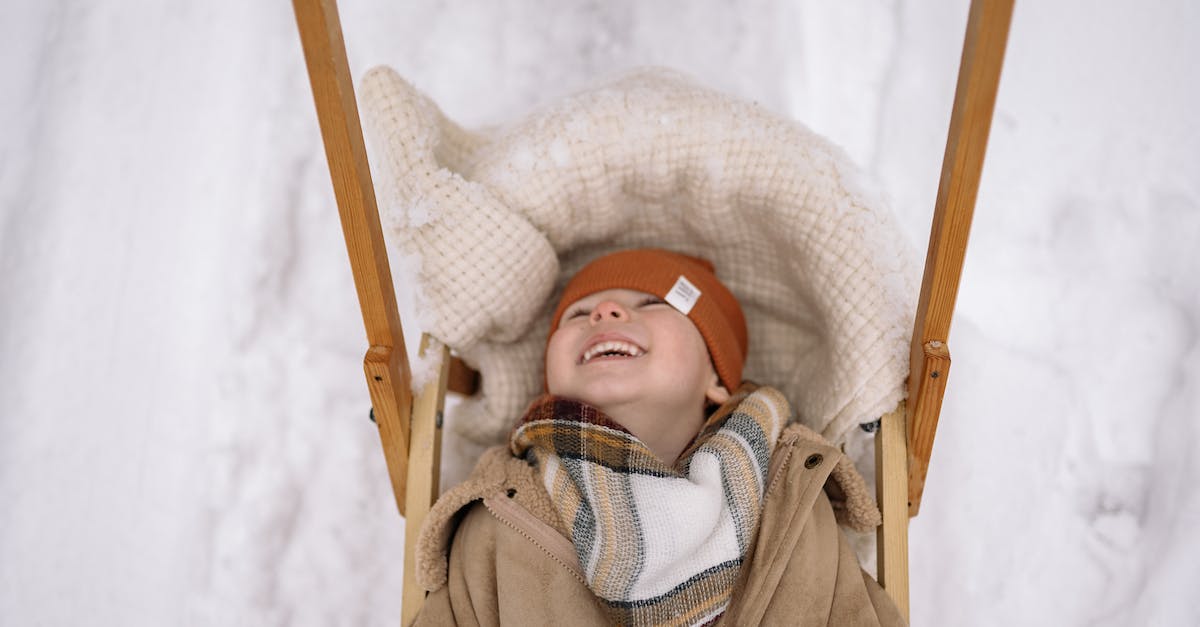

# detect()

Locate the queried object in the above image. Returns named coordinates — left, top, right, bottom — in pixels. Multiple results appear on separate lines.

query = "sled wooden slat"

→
left=876, top=403, right=910, bottom=621
left=908, top=0, right=1013, bottom=517
left=403, top=336, right=450, bottom=626
left=293, top=0, right=414, bottom=515
left=907, top=341, right=951, bottom=514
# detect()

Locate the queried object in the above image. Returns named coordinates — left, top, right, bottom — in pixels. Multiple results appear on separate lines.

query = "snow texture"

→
left=1, top=1, right=1197, bottom=625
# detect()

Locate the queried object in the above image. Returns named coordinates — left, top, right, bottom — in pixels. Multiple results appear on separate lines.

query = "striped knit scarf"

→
left=510, top=384, right=788, bottom=626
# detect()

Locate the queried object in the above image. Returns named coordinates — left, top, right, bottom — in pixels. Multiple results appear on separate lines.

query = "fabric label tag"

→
left=665, top=275, right=701, bottom=315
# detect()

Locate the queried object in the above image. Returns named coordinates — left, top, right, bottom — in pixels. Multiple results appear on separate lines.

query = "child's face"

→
left=546, top=288, right=727, bottom=416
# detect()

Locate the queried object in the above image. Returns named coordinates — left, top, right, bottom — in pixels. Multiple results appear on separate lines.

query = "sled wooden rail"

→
left=875, top=1, right=1013, bottom=615
left=292, top=0, right=414, bottom=515
left=905, top=0, right=1014, bottom=518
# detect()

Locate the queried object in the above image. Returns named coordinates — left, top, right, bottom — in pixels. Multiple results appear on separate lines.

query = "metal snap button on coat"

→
left=804, top=454, right=823, bottom=469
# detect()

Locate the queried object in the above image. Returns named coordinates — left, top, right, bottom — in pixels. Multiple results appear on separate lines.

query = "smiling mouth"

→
left=579, top=340, right=646, bottom=364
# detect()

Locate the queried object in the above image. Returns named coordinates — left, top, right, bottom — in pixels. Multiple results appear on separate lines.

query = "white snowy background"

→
left=2, top=1, right=1197, bottom=625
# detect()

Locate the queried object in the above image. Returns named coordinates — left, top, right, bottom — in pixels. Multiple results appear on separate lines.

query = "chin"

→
left=560, top=383, right=640, bottom=412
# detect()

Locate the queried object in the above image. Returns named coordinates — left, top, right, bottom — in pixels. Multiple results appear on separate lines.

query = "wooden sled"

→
left=291, top=0, right=1014, bottom=622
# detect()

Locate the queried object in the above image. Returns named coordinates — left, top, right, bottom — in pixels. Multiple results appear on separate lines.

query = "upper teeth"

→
left=581, top=341, right=645, bottom=364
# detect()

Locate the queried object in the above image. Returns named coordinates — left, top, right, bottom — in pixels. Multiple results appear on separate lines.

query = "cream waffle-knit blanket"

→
left=360, top=66, right=918, bottom=448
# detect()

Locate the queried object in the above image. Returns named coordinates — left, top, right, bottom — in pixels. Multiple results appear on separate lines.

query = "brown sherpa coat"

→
left=411, top=423, right=905, bottom=626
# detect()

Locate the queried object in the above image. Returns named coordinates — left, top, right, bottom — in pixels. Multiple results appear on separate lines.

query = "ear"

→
left=705, top=371, right=731, bottom=406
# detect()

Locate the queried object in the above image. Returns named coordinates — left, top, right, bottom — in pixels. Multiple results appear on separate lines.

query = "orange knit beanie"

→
left=549, top=249, right=748, bottom=391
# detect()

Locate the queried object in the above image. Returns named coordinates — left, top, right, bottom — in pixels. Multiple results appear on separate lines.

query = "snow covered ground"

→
left=2, top=1, right=1197, bottom=625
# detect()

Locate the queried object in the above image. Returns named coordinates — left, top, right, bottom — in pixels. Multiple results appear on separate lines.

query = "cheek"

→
left=544, top=331, right=574, bottom=391
left=671, top=324, right=715, bottom=381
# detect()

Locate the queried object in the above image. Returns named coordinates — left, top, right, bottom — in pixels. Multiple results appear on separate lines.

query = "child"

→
left=411, top=249, right=905, bottom=626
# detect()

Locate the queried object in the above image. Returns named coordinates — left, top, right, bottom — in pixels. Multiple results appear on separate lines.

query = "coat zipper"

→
left=481, top=495, right=589, bottom=587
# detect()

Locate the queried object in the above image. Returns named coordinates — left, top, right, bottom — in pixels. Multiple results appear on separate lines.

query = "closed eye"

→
left=638, top=296, right=667, bottom=307
left=566, top=307, right=589, bottom=320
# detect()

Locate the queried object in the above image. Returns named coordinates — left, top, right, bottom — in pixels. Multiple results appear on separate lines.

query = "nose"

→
left=590, top=300, right=629, bottom=324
